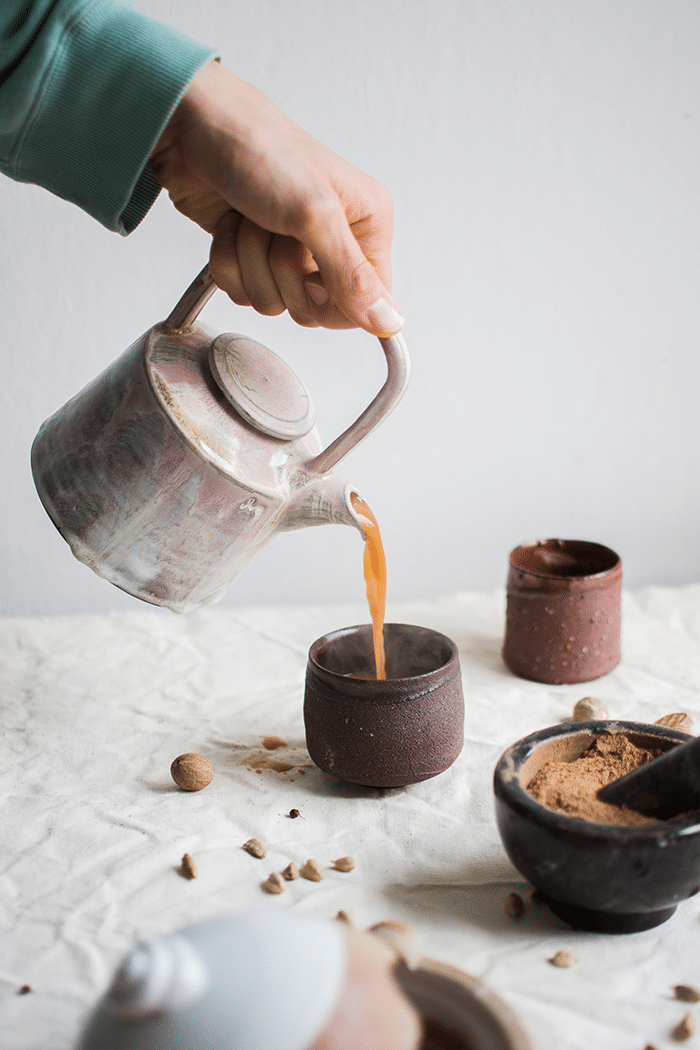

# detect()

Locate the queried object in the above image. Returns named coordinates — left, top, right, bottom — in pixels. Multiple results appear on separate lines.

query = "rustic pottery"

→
left=397, top=958, right=533, bottom=1050
left=31, top=267, right=411, bottom=613
left=304, top=623, right=464, bottom=788
left=75, top=913, right=532, bottom=1050
left=502, top=539, right=622, bottom=684
left=494, top=719, right=700, bottom=933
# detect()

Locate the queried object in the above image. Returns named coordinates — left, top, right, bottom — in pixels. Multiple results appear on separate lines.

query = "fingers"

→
left=157, top=62, right=404, bottom=335
left=268, top=237, right=321, bottom=327
left=210, top=212, right=285, bottom=315
left=308, top=928, right=422, bottom=1050
left=300, top=201, right=404, bottom=337
left=209, top=211, right=250, bottom=306
left=211, top=211, right=367, bottom=330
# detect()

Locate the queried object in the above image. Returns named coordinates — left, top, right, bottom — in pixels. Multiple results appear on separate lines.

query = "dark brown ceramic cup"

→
left=503, top=539, right=622, bottom=685
left=304, top=623, right=464, bottom=788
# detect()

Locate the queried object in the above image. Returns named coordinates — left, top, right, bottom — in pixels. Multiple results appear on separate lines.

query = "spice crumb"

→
left=549, top=950, right=578, bottom=968
left=262, top=735, right=287, bottom=751
left=262, top=872, right=285, bottom=895
left=528, top=732, right=666, bottom=825
left=281, top=862, right=299, bottom=881
left=288, top=808, right=301, bottom=819
left=17, top=985, right=32, bottom=995
left=672, top=1013, right=698, bottom=1041
left=504, top=892, right=524, bottom=918
left=243, top=838, right=267, bottom=859
left=336, top=910, right=353, bottom=925
left=333, top=856, right=355, bottom=873
left=300, top=858, right=324, bottom=882
left=180, top=853, right=197, bottom=880
left=674, top=985, right=700, bottom=1004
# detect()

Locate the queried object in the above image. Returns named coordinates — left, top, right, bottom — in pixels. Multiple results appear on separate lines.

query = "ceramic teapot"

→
left=31, top=267, right=411, bottom=613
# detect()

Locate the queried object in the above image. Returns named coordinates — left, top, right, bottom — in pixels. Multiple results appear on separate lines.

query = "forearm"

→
left=0, top=0, right=217, bottom=233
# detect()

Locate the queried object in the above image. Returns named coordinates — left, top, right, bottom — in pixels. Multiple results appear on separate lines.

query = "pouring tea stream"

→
left=31, top=266, right=410, bottom=615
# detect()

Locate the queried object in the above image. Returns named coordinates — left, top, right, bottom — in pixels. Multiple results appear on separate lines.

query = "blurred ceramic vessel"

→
left=503, top=539, right=622, bottom=684
left=74, top=911, right=532, bottom=1050
left=31, top=267, right=410, bottom=613
left=493, top=719, right=700, bottom=933
left=304, top=623, right=464, bottom=788
left=397, top=958, right=533, bottom=1050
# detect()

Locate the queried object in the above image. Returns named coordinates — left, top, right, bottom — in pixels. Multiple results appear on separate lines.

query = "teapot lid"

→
left=209, top=334, right=315, bottom=440
left=145, top=323, right=323, bottom=498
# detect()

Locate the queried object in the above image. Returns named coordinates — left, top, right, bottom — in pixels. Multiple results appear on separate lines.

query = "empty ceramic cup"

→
left=493, top=719, right=700, bottom=933
left=304, top=623, right=464, bottom=788
left=502, top=539, right=622, bottom=684
left=397, top=958, right=532, bottom=1050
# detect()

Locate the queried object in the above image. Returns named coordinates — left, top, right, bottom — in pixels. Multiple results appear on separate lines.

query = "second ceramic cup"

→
left=503, top=539, right=622, bottom=685
left=304, top=623, right=464, bottom=788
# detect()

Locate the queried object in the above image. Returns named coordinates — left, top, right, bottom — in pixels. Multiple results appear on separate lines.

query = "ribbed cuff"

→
left=8, top=0, right=218, bottom=233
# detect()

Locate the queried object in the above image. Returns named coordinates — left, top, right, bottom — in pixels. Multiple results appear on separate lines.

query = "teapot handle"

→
left=303, top=330, right=410, bottom=476
left=164, top=266, right=411, bottom=475
left=164, top=265, right=218, bottom=329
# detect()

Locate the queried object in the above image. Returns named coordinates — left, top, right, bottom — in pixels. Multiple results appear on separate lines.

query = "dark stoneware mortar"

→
left=493, top=720, right=700, bottom=933
left=503, top=539, right=622, bottom=684
left=304, top=623, right=464, bottom=788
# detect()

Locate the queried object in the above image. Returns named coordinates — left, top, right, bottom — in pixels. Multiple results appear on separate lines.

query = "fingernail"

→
left=306, top=282, right=329, bottom=306
left=368, top=298, right=404, bottom=334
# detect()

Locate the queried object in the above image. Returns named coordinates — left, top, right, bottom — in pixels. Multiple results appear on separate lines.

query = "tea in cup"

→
left=304, top=623, right=464, bottom=788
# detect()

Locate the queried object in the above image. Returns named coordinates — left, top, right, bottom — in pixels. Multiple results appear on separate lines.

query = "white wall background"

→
left=2, top=0, right=699, bottom=617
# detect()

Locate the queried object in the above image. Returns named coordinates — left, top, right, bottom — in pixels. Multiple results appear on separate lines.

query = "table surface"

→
left=3, top=585, right=700, bottom=1050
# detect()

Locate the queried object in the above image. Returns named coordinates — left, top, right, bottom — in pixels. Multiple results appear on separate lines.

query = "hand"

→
left=151, top=61, right=404, bottom=337
left=309, top=927, right=422, bottom=1050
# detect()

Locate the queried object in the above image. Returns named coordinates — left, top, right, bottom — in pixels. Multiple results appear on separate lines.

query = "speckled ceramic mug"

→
left=502, top=539, right=622, bottom=685
left=304, top=623, right=464, bottom=788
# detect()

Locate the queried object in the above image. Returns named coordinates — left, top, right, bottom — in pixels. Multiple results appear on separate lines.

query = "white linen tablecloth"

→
left=2, top=586, right=700, bottom=1050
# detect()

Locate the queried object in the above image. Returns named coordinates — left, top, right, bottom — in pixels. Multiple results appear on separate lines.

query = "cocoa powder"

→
left=527, top=732, right=666, bottom=825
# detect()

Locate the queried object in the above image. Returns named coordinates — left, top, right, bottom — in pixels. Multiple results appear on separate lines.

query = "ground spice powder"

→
left=527, top=732, right=666, bottom=825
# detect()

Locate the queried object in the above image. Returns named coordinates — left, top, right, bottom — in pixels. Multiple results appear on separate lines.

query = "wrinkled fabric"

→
left=2, top=586, right=700, bottom=1050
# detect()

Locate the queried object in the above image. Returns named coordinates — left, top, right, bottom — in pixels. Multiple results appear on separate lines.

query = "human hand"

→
left=309, top=925, right=422, bottom=1050
left=151, top=61, right=404, bottom=337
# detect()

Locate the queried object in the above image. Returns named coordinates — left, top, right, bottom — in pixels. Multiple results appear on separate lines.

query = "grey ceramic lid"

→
left=209, top=334, right=315, bottom=440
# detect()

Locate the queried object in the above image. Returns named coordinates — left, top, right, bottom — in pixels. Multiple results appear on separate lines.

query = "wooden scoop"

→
left=597, top=735, right=700, bottom=819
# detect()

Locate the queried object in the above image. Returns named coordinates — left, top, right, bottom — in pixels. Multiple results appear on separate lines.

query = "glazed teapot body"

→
left=31, top=269, right=410, bottom=613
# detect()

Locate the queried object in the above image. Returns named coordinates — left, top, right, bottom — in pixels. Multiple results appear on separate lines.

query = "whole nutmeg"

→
left=656, top=713, right=694, bottom=734
left=572, top=697, right=609, bottom=722
left=170, top=753, right=215, bottom=792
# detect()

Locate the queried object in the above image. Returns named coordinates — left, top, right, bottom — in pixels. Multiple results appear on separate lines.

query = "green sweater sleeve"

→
left=0, top=0, right=218, bottom=233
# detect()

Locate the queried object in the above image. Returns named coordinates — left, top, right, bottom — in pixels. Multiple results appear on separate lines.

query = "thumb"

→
left=305, top=212, right=404, bottom=337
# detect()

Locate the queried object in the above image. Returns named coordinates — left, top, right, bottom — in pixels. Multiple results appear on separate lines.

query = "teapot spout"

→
left=280, top=475, right=367, bottom=538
